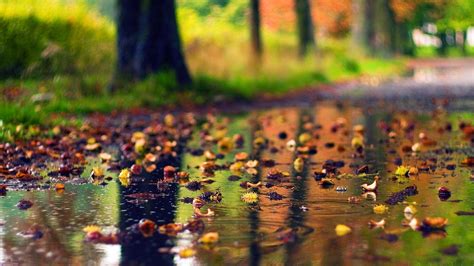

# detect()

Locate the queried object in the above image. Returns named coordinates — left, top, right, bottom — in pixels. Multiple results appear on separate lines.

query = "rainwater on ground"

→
left=1, top=63, right=474, bottom=265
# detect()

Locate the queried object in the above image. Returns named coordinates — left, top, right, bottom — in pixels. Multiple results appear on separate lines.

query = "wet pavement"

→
left=331, top=58, right=474, bottom=99
left=1, top=60, right=474, bottom=265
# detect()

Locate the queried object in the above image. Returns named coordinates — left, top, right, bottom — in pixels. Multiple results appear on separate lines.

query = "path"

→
left=328, top=58, right=474, bottom=99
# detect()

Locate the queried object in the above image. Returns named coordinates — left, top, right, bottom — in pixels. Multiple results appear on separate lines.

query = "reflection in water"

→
left=284, top=109, right=311, bottom=265
left=248, top=118, right=262, bottom=266
left=119, top=183, right=178, bottom=265
left=0, top=224, right=4, bottom=264
left=119, top=158, right=180, bottom=265
left=95, top=244, right=121, bottom=265
left=0, top=100, right=473, bottom=265
left=320, top=238, right=344, bottom=265
left=413, top=66, right=474, bottom=84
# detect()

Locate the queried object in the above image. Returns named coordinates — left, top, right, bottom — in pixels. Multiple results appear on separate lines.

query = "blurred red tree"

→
left=260, top=0, right=351, bottom=37
left=260, top=0, right=447, bottom=37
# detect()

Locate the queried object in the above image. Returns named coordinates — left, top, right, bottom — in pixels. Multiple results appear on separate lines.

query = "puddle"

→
left=0, top=99, right=473, bottom=265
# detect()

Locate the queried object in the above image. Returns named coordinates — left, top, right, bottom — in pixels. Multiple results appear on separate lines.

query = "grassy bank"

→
left=0, top=53, right=404, bottom=122
left=0, top=53, right=406, bottom=141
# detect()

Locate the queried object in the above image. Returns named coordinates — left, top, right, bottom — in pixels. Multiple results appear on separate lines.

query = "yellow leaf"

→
left=119, top=169, right=131, bottom=187
left=373, top=204, right=389, bottom=214
left=91, top=166, right=104, bottom=178
left=217, top=137, right=234, bottom=153
left=179, top=248, right=196, bottom=258
left=131, top=132, right=145, bottom=143
left=229, top=161, right=244, bottom=173
left=215, top=128, right=227, bottom=140
left=241, top=192, right=258, bottom=203
left=351, top=136, right=364, bottom=148
left=293, top=157, right=304, bottom=173
left=164, top=114, right=175, bottom=127
left=199, top=232, right=219, bottom=244
left=335, top=224, right=351, bottom=236
left=298, top=133, right=311, bottom=144
left=83, top=225, right=101, bottom=233
left=395, top=166, right=409, bottom=176
left=134, top=139, right=146, bottom=154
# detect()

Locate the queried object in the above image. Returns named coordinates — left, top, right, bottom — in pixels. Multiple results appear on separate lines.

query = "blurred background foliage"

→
left=2, top=0, right=473, bottom=81
left=0, top=0, right=114, bottom=78
left=0, top=0, right=401, bottom=82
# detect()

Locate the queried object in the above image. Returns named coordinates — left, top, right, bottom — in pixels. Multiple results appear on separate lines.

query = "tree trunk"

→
left=437, top=31, right=448, bottom=56
left=462, top=30, right=467, bottom=56
left=294, top=0, right=315, bottom=57
left=394, top=22, right=414, bottom=56
left=373, top=0, right=395, bottom=56
left=134, top=0, right=191, bottom=85
left=351, top=0, right=366, bottom=53
left=250, top=0, right=262, bottom=57
left=366, top=0, right=376, bottom=51
left=111, top=0, right=141, bottom=91
left=351, top=0, right=375, bottom=54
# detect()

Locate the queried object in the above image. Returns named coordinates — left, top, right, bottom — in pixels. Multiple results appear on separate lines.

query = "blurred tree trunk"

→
left=394, top=22, right=414, bottom=56
left=134, top=0, right=191, bottom=85
left=351, top=0, right=375, bottom=54
left=462, top=30, right=468, bottom=56
left=250, top=0, right=262, bottom=58
left=294, top=0, right=315, bottom=57
left=110, top=0, right=141, bottom=91
left=373, top=0, right=396, bottom=56
left=437, top=31, right=448, bottom=56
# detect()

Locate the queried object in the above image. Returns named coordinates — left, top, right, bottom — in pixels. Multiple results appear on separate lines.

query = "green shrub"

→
left=0, top=0, right=115, bottom=78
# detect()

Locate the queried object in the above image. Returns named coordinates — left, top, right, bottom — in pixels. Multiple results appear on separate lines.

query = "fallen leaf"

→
left=293, top=157, right=304, bottom=173
left=335, top=224, right=352, bottom=236
left=395, top=166, right=409, bottom=176
left=55, top=183, right=65, bottom=191
left=179, top=248, right=196, bottom=258
left=118, top=169, right=131, bottom=187
left=99, top=152, right=112, bottom=161
left=83, top=225, right=102, bottom=233
left=138, top=219, right=156, bottom=238
left=422, top=217, right=448, bottom=229
left=368, top=219, right=385, bottom=229
left=158, top=223, right=184, bottom=236
left=199, top=232, right=219, bottom=244
left=373, top=204, right=389, bottom=214
left=241, top=192, right=258, bottom=203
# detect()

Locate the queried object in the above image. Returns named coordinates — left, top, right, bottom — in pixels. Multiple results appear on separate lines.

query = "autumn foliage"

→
left=390, top=0, right=447, bottom=22
left=260, top=0, right=449, bottom=37
left=260, top=0, right=351, bottom=36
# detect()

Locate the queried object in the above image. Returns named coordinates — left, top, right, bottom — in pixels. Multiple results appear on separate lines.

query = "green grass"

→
left=0, top=59, right=404, bottom=141
left=0, top=0, right=114, bottom=78
left=1, top=55, right=403, bottom=112
left=415, top=46, right=474, bottom=58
